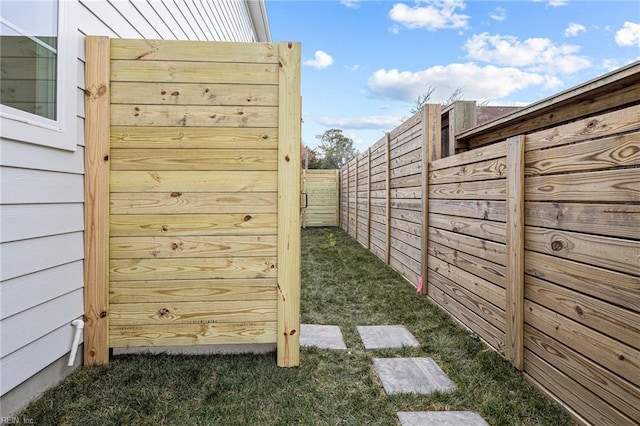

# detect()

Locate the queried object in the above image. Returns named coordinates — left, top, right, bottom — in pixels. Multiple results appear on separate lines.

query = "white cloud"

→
left=464, top=32, right=591, bottom=74
left=366, top=63, right=555, bottom=103
left=340, top=0, right=362, bottom=9
left=303, top=50, right=334, bottom=69
left=533, top=0, right=568, bottom=6
left=316, top=115, right=403, bottom=130
left=388, top=0, right=470, bottom=31
left=489, top=7, right=506, bottom=22
left=564, top=22, right=586, bottom=37
left=615, top=22, right=640, bottom=47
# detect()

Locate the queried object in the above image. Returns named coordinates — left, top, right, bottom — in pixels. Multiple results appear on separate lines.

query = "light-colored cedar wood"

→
left=110, top=126, right=278, bottom=149
left=525, top=226, right=639, bottom=276
left=429, top=157, right=507, bottom=185
left=429, top=255, right=506, bottom=309
left=390, top=207, right=422, bottom=223
left=390, top=160, right=422, bottom=178
left=110, top=82, right=278, bottom=106
left=429, top=180, right=506, bottom=200
left=367, top=149, right=372, bottom=248
left=506, top=135, right=525, bottom=370
left=110, top=300, right=277, bottom=325
left=390, top=217, right=421, bottom=236
left=429, top=269, right=506, bottom=331
left=110, top=257, right=277, bottom=281
left=389, top=232, right=421, bottom=263
left=110, top=148, right=278, bottom=171
left=525, top=251, right=640, bottom=312
left=428, top=213, right=507, bottom=244
left=111, top=104, right=278, bottom=127
left=385, top=133, right=392, bottom=264
left=524, top=103, right=640, bottom=152
left=427, top=275, right=505, bottom=354
left=110, top=213, right=276, bottom=237
left=390, top=186, right=422, bottom=199
left=390, top=143, right=421, bottom=169
left=525, top=168, right=639, bottom=202
left=84, top=36, right=110, bottom=366
left=429, top=199, right=507, bottom=222
left=525, top=324, right=640, bottom=423
left=109, top=322, right=277, bottom=347
left=429, top=227, right=507, bottom=266
left=110, top=38, right=279, bottom=63
left=525, top=202, right=640, bottom=240
left=109, top=235, right=278, bottom=259
left=524, top=350, right=635, bottom=426
left=430, top=139, right=508, bottom=171
left=525, top=275, right=639, bottom=350
left=389, top=111, right=422, bottom=140
left=389, top=253, right=420, bottom=285
left=109, top=279, right=277, bottom=303
left=110, top=192, right=277, bottom=215
left=428, top=241, right=506, bottom=288
left=110, top=170, right=277, bottom=193
left=110, top=60, right=279, bottom=84
left=390, top=174, right=421, bottom=189
left=525, top=132, right=639, bottom=176
left=525, top=299, right=640, bottom=381
left=390, top=227, right=421, bottom=250
left=276, top=41, right=301, bottom=367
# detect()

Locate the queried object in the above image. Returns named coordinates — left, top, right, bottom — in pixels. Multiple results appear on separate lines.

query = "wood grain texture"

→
left=84, top=36, right=110, bottom=366
left=429, top=179, right=506, bottom=200
left=429, top=157, right=507, bottom=185
left=428, top=213, right=507, bottom=244
left=429, top=227, right=506, bottom=266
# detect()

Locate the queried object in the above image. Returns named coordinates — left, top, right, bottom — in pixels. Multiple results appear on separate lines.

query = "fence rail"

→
left=340, top=62, right=640, bottom=425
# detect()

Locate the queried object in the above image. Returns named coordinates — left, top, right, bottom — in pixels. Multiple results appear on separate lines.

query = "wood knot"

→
left=285, top=155, right=290, bottom=162
left=158, top=307, right=171, bottom=317
left=103, top=155, right=109, bottom=161
left=551, top=240, right=564, bottom=251
left=289, top=329, right=296, bottom=336
left=261, top=134, right=269, bottom=140
left=171, top=91, right=179, bottom=96
left=618, top=354, right=625, bottom=361
left=161, top=225, right=169, bottom=232
left=97, top=84, right=107, bottom=96
left=161, top=90, right=167, bottom=95
left=99, top=311, right=107, bottom=318
left=243, top=215, right=252, bottom=222
left=171, top=242, right=180, bottom=250
left=586, top=119, right=598, bottom=130
left=574, top=305, right=584, bottom=316
left=170, top=192, right=182, bottom=198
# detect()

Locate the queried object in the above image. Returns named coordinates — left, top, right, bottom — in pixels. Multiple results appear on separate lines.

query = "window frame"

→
left=0, top=0, right=77, bottom=151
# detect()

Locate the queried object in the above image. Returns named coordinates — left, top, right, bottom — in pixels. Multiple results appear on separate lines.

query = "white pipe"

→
left=68, top=319, right=84, bottom=367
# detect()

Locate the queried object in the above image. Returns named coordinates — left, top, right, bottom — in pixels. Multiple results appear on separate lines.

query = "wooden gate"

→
left=302, top=170, right=340, bottom=227
left=84, top=37, right=301, bottom=366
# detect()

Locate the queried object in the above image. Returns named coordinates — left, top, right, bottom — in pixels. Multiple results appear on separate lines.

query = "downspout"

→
left=68, top=319, right=84, bottom=366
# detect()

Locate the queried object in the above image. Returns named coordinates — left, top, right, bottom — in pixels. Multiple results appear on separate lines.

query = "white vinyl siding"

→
left=0, top=0, right=270, bottom=412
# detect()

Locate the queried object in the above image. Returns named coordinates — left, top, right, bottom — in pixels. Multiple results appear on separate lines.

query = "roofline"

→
left=246, top=0, right=271, bottom=42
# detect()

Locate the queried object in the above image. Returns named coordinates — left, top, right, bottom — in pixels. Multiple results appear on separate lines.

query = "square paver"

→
left=300, top=324, right=347, bottom=350
left=397, top=411, right=489, bottom=426
left=373, top=358, right=456, bottom=395
left=357, top=325, right=419, bottom=350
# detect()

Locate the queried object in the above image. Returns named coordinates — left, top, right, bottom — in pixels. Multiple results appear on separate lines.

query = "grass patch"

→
left=18, top=227, right=573, bottom=425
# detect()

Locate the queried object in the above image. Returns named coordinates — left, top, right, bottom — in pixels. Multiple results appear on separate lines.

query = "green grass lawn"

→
left=18, top=227, right=573, bottom=425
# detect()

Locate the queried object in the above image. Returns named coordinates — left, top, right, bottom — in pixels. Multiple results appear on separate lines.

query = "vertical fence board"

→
left=385, top=133, right=391, bottom=264
left=84, top=36, right=111, bottom=366
left=506, top=135, right=525, bottom=370
left=277, top=42, right=301, bottom=367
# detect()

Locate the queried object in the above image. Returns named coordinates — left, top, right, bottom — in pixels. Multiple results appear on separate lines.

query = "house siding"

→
left=0, top=0, right=270, bottom=415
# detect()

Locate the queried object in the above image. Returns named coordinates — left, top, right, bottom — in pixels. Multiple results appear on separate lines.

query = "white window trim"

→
left=0, top=0, right=78, bottom=151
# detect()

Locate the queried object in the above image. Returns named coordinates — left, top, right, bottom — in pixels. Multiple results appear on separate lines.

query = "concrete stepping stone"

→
left=300, top=324, right=347, bottom=350
left=373, top=358, right=456, bottom=395
left=397, top=411, right=488, bottom=425
left=357, top=325, right=420, bottom=350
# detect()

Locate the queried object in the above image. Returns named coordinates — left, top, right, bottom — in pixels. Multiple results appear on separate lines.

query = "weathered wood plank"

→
left=110, top=257, right=277, bottom=281
left=429, top=199, right=506, bottom=222
left=429, top=157, right=507, bottom=185
left=110, top=39, right=279, bottom=63
left=429, top=179, right=506, bottom=200
left=430, top=140, right=507, bottom=171
left=110, top=148, right=277, bottom=171
left=525, top=168, right=639, bottom=202
left=110, top=170, right=277, bottom=192
left=429, top=241, right=506, bottom=288
left=110, top=300, right=277, bottom=325
left=525, top=250, right=640, bottom=311
left=525, top=202, right=640, bottom=239
left=111, top=82, right=278, bottom=106
left=111, top=60, right=279, bottom=84
left=428, top=213, right=507, bottom=244
left=525, top=132, right=640, bottom=176
left=109, top=322, right=277, bottom=347
left=111, top=104, right=278, bottom=127
left=429, top=227, right=506, bottom=266
left=110, top=192, right=277, bottom=215
left=110, top=214, right=277, bottom=237
left=110, top=279, right=277, bottom=303
left=110, top=235, right=277, bottom=259
left=525, top=226, right=639, bottom=276
left=110, top=126, right=277, bottom=149
left=277, top=41, right=301, bottom=367
left=84, top=36, right=110, bottom=366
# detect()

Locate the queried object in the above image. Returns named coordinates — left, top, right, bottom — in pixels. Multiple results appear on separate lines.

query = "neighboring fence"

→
left=339, top=62, right=640, bottom=425
left=84, top=37, right=301, bottom=367
left=302, top=169, right=339, bottom=227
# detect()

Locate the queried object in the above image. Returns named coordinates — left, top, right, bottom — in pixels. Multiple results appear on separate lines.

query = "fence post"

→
left=385, top=133, right=391, bottom=265
left=84, top=36, right=111, bottom=366
left=506, top=135, right=525, bottom=370
left=420, top=104, right=441, bottom=295
left=355, top=155, right=359, bottom=242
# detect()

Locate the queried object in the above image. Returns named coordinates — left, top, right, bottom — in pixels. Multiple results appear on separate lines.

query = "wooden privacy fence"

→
left=340, top=62, right=640, bottom=425
left=302, top=169, right=339, bottom=227
left=84, top=37, right=301, bottom=367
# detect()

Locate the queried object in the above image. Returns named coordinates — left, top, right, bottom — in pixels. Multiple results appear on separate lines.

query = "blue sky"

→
left=266, top=0, right=640, bottom=151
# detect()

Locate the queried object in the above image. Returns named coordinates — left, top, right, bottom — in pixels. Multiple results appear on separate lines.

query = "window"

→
left=0, top=0, right=77, bottom=151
